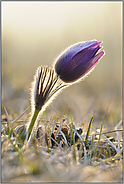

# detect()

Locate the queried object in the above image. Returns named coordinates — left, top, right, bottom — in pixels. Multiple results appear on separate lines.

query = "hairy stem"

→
left=27, top=109, right=40, bottom=141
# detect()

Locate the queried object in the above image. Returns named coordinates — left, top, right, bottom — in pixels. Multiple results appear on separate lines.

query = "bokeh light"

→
left=2, top=1, right=122, bottom=128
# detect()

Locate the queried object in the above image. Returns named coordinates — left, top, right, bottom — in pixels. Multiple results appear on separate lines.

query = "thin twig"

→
left=115, top=120, right=123, bottom=129
left=52, top=117, right=56, bottom=133
left=12, top=105, right=31, bottom=124
left=115, top=130, right=120, bottom=150
left=50, top=136, right=64, bottom=150
left=4, top=107, right=11, bottom=125
left=59, top=130, right=69, bottom=147
left=101, top=134, right=119, bottom=153
left=94, top=129, right=123, bottom=136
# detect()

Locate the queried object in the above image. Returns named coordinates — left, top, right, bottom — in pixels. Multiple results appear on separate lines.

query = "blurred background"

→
left=2, top=2, right=122, bottom=129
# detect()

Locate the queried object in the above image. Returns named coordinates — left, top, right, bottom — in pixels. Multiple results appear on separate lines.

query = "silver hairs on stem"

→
left=31, top=65, right=67, bottom=113
left=26, top=66, right=68, bottom=143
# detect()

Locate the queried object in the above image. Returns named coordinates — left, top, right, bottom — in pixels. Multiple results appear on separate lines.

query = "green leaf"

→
left=85, top=117, right=93, bottom=147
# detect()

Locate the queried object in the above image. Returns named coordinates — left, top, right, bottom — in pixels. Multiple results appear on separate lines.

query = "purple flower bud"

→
left=55, top=40, right=105, bottom=83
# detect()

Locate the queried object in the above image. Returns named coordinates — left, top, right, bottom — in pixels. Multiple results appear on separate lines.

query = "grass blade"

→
left=94, top=100, right=111, bottom=158
left=69, top=121, right=76, bottom=162
left=85, top=117, right=93, bottom=146
left=94, top=121, right=104, bottom=157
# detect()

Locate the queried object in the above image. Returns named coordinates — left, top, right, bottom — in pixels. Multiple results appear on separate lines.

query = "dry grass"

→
left=1, top=106, right=123, bottom=183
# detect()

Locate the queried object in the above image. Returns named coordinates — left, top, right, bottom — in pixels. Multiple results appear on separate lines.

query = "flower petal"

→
left=55, top=40, right=98, bottom=74
left=55, top=40, right=104, bottom=83
left=58, top=51, right=104, bottom=83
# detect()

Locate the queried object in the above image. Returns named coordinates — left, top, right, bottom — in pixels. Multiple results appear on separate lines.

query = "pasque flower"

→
left=26, top=40, right=104, bottom=144
left=55, top=40, right=105, bottom=83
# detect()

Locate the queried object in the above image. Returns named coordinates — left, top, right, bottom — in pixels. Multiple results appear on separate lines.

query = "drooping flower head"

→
left=27, top=40, right=104, bottom=143
left=55, top=40, right=105, bottom=83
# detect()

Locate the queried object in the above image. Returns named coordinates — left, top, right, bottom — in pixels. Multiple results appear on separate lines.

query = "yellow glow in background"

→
left=1, top=2, right=122, bottom=127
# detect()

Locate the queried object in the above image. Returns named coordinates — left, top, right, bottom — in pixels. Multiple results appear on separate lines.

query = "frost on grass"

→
left=1, top=111, right=123, bottom=183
